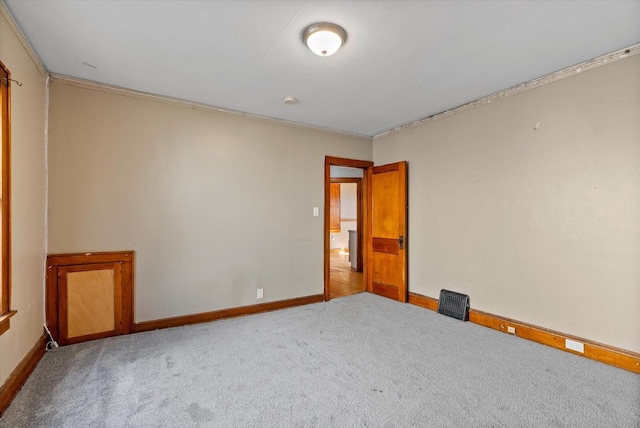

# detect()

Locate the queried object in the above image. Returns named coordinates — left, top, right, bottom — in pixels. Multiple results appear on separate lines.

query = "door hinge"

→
left=398, top=235, right=404, bottom=250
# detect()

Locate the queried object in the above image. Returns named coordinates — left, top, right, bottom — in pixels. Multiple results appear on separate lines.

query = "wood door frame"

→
left=0, top=61, right=14, bottom=336
left=324, top=156, right=373, bottom=301
left=330, top=177, right=363, bottom=272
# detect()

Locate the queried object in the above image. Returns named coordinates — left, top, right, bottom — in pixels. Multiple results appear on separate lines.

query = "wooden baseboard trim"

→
left=134, top=294, right=325, bottom=333
left=408, top=292, right=439, bottom=311
left=0, top=333, right=47, bottom=415
left=408, top=291, right=640, bottom=374
left=469, top=309, right=640, bottom=373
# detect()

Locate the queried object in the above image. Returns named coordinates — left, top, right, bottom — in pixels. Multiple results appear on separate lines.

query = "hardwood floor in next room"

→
left=329, top=251, right=364, bottom=299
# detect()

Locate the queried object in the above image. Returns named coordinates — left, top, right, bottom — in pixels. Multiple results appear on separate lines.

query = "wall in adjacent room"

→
left=47, top=78, right=372, bottom=322
left=331, top=183, right=357, bottom=250
left=374, top=55, right=640, bottom=353
left=330, top=167, right=362, bottom=250
left=0, top=7, right=47, bottom=383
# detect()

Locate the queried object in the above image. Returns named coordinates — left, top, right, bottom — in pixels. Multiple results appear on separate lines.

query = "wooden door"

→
left=370, top=161, right=407, bottom=302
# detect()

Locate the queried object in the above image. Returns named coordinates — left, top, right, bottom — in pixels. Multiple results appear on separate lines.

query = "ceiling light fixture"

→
left=303, top=23, right=347, bottom=57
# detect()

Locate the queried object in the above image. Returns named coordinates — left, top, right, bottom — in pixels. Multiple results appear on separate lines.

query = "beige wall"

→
left=0, top=9, right=47, bottom=383
left=47, top=80, right=371, bottom=322
left=374, top=55, right=640, bottom=353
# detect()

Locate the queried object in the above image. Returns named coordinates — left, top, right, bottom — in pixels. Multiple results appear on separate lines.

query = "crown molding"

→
left=0, top=1, right=47, bottom=78
left=374, top=44, right=640, bottom=140
left=48, top=74, right=372, bottom=142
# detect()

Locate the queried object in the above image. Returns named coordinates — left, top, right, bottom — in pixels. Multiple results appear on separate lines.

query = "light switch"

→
left=313, top=207, right=319, bottom=216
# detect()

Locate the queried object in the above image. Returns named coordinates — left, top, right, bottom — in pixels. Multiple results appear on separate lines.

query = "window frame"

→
left=0, top=61, right=15, bottom=336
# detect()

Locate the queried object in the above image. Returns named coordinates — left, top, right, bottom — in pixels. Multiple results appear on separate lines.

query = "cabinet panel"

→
left=66, top=267, right=116, bottom=339
left=47, top=251, right=134, bottom=345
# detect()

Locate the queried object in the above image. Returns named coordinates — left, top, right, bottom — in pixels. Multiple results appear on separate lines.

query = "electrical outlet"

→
left=565, top=339, right=584, bottom=353
left=257, top=288, right=264, bottom=299
left=507, top=326, right=516, bottom=334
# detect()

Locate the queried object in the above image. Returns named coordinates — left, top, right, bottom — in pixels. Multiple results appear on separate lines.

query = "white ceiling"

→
left=4, top=1, right=640, bottom=137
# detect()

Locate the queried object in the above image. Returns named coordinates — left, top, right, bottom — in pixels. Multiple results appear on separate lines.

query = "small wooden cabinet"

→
left=330, top=182, right=341, bottom=232
left=46, top=251, right=134, bottom=345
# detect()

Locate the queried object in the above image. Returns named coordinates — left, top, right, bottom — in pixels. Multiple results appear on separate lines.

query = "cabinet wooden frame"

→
left=329, top=182, right=341, bottom=232
left=46, top=251, right=134, bottom=345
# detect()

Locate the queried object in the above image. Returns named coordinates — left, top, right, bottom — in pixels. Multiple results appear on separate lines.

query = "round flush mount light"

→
left=283, top=96, right=297, bottom=105
left=303, top=22, right=347, bottom=56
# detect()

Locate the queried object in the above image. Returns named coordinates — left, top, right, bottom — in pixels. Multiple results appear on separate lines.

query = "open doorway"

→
left=324, top=156, right=373, bottom=300
left=330, top=174, right=362, bottom=298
